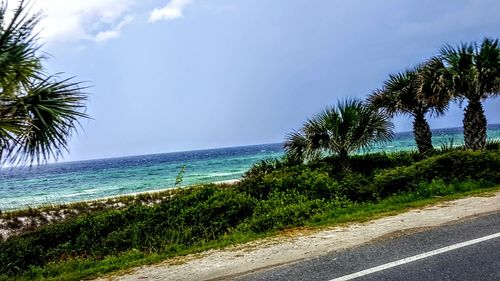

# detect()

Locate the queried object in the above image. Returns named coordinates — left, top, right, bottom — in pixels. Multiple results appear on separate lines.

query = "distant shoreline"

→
left=1, top=178, right=242, bottom=213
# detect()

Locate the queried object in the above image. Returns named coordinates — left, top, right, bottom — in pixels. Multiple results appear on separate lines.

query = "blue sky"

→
left=32, top=0, right=500, bottom=161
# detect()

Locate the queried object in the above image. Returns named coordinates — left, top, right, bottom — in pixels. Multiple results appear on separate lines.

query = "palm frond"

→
left=475, top=38, right=500, bottom=97
left=369, top=67, right=425, bottom=117
left=440, top=41, right=478, bottom=100
left=285, top=99, right=394, bottom=167
left=0, top=0, right=42, bottom=95
left=6, top=77, right=89, bottom=164
left=0, top=1, right=89, bottom=165
left=283, top=130, right=307, bottom=161
left=367, top=89, right=397, bottom=116
left=417, top=57, right=451, bottom=116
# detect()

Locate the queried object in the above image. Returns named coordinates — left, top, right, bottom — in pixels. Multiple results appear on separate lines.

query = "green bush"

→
left=349, top=150, right=421, bottom=174
left=485, top=139, right=500, bottom=150
left=237, top=166, right=342, bottom=200
left=309, top=150, right=421, bottom=177
left=374, top=150, right=500, bottom=197
left=238, top=190, right=328, bottom=232
left=338, top=173, right=379, bottom=202
left=414, top=179, right=495, bottom=198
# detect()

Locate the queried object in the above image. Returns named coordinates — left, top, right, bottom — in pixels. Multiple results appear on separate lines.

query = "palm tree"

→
left=439, top=38, right=500, bottom=150
left=0, top=1, right=88, bottom=164
left=367, top=60, right=449, bottom=155
left=284, top=99, right=393, bottom=171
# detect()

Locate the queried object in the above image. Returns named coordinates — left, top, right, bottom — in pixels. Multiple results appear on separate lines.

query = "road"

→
left=235, top=212, right=500, bottom=281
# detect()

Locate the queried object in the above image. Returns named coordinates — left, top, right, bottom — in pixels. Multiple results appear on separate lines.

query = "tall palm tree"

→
left=284, top=99, right=393, bottom=171
left=440, top=38, right=500, bottom=150
left=367, top=60, right=449, bottom=154
left=0, top=1, right=88, bottom=164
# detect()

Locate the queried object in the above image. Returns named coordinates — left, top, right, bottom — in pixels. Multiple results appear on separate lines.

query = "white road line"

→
left=329, top=232, right=500, bottom=281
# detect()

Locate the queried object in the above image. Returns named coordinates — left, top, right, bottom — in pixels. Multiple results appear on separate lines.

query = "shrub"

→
left=338, top=173, right=379, bottom=202
left=413, top=179, right=495, bottom=198
left=373, top=150, right=500, bottom=197
left=238, top=190, right=328, bottom=232
left=310, top=150, right=421, bottom=177
left=437, top=138, right=464, bottom=153
left=485, top=139, right=500, bottom=151
left=237, top=166, right=342, bottom=200
left=349, top=150, right=421, bottom=174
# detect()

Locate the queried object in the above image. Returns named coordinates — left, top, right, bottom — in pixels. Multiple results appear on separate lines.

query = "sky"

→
left=19, top=0, right=500, bottom=161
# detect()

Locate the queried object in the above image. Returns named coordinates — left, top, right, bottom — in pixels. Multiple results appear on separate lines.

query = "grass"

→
left=3, top=183, right=498, bottom=281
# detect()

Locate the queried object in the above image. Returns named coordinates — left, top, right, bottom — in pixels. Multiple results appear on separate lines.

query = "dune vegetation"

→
left=1, top=1, right=500, bottom=281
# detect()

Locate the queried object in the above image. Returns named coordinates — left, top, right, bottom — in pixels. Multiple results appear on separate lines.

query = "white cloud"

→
left=95, top=15, right=134, bottom=43
left=149, top=0, right=193, bottom=22
left=28, top=0, right=136, bottom=43
left=94, top=30, right=120, bottom=42
left=4, top=0, right=196, bottom=43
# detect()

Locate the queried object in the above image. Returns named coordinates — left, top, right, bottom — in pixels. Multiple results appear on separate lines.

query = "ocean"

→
left=1, top=124, right=500, bottom=211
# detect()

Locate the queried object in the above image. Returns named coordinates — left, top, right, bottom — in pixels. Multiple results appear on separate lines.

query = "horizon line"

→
left=6, top=123, right=500, bottom=167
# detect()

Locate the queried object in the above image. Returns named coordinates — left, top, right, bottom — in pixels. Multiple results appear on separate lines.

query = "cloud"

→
left=28, top=0, right=136, bottom=43
left=94, top=30, right=120, bottom=42
left=4, top=0, right=196, bottom=43
left=94, top=15, right=134, bottom=43
left=149, top=0, right=193, bottom=22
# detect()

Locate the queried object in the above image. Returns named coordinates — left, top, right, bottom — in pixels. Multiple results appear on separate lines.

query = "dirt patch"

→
left=95, top=192, right=500, bottom=281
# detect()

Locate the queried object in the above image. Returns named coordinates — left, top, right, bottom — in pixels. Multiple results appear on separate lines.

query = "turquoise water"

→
left=1, top=124, right=499, bottom=210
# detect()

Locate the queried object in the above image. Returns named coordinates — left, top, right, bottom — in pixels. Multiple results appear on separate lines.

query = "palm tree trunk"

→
left=463, top=99, right=487, bottom=150
left=413, top=112, right=433, bottom=154
left=339, top=150, right=351, bottom=173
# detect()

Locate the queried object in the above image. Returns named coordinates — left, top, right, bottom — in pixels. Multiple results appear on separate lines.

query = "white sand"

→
left=95, top=191, right=500, bottom=281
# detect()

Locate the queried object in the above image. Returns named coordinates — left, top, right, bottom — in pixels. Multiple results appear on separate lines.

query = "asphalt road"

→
left=235, top=212, right=500, bottom=281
